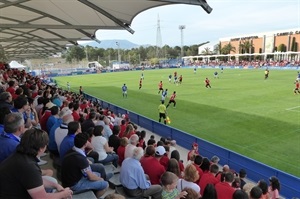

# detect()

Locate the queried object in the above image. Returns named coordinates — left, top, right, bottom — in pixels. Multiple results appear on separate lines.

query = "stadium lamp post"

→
left=179, top=25, right=186, bottom=59
left=116, top=42, right=121, bottom=63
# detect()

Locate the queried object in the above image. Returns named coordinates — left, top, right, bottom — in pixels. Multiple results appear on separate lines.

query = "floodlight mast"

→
left=116, top=42, right=121, bottom=63
left=179, top=25, right=186, bottom=58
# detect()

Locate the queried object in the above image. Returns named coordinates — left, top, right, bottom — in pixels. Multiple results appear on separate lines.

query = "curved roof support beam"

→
left=78, top=0, right=135, bottom=34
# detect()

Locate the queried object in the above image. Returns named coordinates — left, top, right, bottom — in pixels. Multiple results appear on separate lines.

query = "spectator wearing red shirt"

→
left=170, top=150, right=184, bottom=175
left=199, top=164, right=220, bottom=196
left=122, top=123, right=135, bottom=139
left=140, top=146, right=166, bottom=185
left=117, top=137, right=128, bottom=166
left=72, top=103, right=80, bottom=121
left=193, top=155, right=204, bottom=184
left=118, top=119, right=127, bottom=138
left=215, top=172, right=235, bottom=199
left=6, top=80, right=16, bottom=98
left=159, top=146, right=170, bottom=169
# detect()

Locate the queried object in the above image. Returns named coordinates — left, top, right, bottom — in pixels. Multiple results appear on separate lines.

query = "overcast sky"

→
left=94, top=0, right=300, bottom=47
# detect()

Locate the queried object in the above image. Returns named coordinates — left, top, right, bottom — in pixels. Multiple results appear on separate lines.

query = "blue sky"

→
left=94, top=0, right=300, bottom=47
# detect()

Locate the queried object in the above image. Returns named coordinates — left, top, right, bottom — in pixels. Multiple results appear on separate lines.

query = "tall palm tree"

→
left=201, top=47, right=212, bottom=55
left=239, top=40, right=253, bottom=54
left=221, top=43, right=236, bottom=54
left=214, top=42, right=222, bottom=55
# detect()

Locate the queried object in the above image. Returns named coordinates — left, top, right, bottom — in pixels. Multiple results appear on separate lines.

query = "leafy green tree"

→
left=277, top=44, right=286, bottom=52
left=201, top=47, right=212, bottom=55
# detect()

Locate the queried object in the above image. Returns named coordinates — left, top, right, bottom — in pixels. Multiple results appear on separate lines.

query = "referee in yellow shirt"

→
left=158, top=101, right=167, bottom=124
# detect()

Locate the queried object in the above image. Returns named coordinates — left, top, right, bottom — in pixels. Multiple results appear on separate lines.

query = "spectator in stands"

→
left=40, top=99, right=55, bottom=131
left=257, top=179, right=269, bottom=199
left=5, top=80, right=16, bottom=98
left=210, top=155, right=220, bottom=165
left=53, top=108, right=73, bottom=155
left=0, top=92, right=13, bottom=109
left=102, top=116, right=113, bottom=140
left=250, top=186, right=262, bottom=199
left=117, top=137, right=128, bottom=166
left=243, top=183, right=255, bottom=197
left=81, top=111, right=96, bottom=133
left=119, top=119, right=126, bottom=138
left=11, top=95, right=32, bottom=128
left=167, top=158, right=181, bottom=178
left=177, top=164, right=200, bottom=197
left=72, top=103, right=81, bottom=121
left=46, top=106, right=59, bottom=133
left=108, top=125, right=120, bottom=153
left=233, top=190, right=249, bottom=199
left=268, top=176, right=280, bottom=199
left=35, top=97, right=44, bottom=120
left=141, top=146, right=166, bottom=185
left=160, top=145, right=170, bottom=169
left=171, top=150, right=184, bottom=176
left=187, top=142, right=199, bottom=161
left=161, top=171, right=187, bottom=199
left=0, top=107, right=11, bottom=134
left=147, top=136, right=157, bottom=146
left=61, top=133, right=108, bottom=198
left=59, top=121, right=82, bottom=160
left=200, top=157, right=210, bottom=173
left=215, top=172, right=235, bottom=199
left=27, top=97, right=40, bottom=129
left=198, top=163, right=219, bottom=196
left=0, top=128, right=73, bottom=199
left=122, top=123, right=135, bottom=139
left=14, top=87, right=23, bottom=100
left=180, top=187, right=199, bottom=199
left=91, top=125, right=118, bottom=167
left=138, top=130, right=146, bottom=149
left=193, top=155, right=203, bottom=183
left=0, top=112, right=25, bottom=163
left=124, top=134, right=139, bottom=159
left=232, top=177, right=241, bottom=189
left=120, top=147, right=162, bottom=199
left=200, top=183, right=217, bottom=199
left=239, top=169, right=247, bottom=189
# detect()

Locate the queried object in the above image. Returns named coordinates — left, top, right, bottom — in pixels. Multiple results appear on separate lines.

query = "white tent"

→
left=9, top=61, right=26, bottom=69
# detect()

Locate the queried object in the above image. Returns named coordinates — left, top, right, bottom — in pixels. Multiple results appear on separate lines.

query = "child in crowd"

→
left=268, top=176, right=280, bottom=199
left=161, top=171, right=187, bottom=199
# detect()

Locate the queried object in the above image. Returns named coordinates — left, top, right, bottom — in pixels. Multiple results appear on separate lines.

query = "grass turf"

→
left=54, top=68, right=300, bottom=177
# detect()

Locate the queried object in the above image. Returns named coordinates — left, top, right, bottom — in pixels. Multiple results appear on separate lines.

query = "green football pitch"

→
left=54, top=68, right=300, bottom=177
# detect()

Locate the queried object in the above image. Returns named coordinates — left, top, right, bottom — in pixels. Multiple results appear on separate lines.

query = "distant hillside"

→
left=80, top=39, right=150, bottom=49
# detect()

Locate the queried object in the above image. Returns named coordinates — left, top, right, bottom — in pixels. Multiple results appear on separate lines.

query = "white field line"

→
left=286, top=106, right=300, bottom=112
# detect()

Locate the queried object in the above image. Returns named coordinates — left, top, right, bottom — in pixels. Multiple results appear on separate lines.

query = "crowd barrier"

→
left=83, top=93, right=300, bottom=199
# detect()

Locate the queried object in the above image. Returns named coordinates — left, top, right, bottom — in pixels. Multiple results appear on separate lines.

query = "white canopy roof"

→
left=0, top=0, right=212, bottom=60
left=9, top=61, right=26, bottom=68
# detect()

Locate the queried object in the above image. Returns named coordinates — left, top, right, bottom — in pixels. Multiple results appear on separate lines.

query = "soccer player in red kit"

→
left=158, top=81, right=163, bottom=94
left=166, top=91, right=176, bottom=108
left=139, top=78, right=142, bottom=89
left=205, top=78, right=211, bottom=88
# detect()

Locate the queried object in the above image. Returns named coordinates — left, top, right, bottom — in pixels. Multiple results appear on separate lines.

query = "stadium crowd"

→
left=184, top=59, right=300, bottom=68
left=0, top=65, right=282, bottom=199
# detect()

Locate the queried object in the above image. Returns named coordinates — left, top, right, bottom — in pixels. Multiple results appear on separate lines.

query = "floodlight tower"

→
left=156, top=14, right=162, bottom=58
left=179, top=25, right=186, bottom=58
left=116, top=42, right=121, bottom=63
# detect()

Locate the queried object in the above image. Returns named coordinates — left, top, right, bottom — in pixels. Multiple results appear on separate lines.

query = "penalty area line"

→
left=286, top=106, right=300, bottom=112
